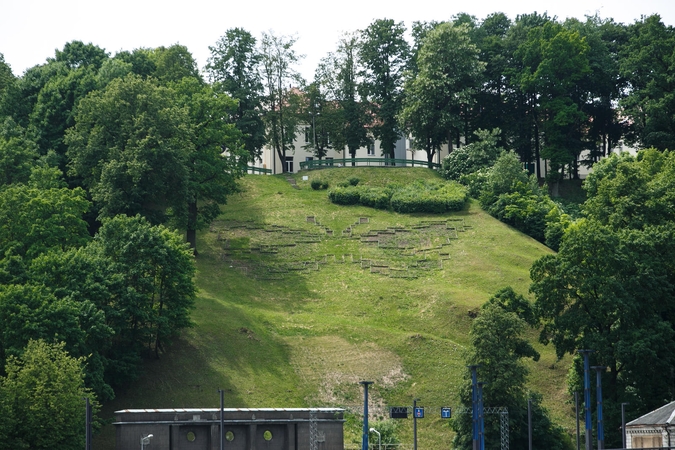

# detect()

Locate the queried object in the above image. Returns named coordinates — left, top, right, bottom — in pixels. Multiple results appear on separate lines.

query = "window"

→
left=306, top=157, right=313, bottom=162
left=367, top=143, right=375, bottom=155
left=304, top=127, right=310, bottom=143
left=326, top=157, right=334, bottom=166
left=285, top=156, right=294, bottom=173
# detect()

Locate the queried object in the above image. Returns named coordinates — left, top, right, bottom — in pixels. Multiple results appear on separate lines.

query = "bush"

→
left=485, top=189, right=556, bottom=243
left=311, top=179, right=329, bottom=190
left=459, top=169, right=490, bottom=198
left=390, top=181, right=467, bottom=214
left=348, top=177, right=360, bottom=186
left=327, top=180, right=468, bottom=214
left=327, top=186, right=361, bottom=205
left=442, top=128, right=503, bottom=180
left=359, top=187, right=391, bottom=209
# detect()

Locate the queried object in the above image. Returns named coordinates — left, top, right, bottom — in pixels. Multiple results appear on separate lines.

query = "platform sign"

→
left=414, top=407, right=424, bottom=418
left=390, top=407, right=408, bottom=419
left=441, top=407, right=452, bottom=419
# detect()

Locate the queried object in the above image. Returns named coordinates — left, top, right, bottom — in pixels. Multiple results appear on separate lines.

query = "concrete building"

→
left=114, top=408, right=345, bottom=450
left=626, top=401, right=675, bottom=448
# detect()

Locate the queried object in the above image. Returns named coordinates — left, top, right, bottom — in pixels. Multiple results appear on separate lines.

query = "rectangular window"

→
left=304, top=127, right=310, bottom=143
left=367, top=143, right=375, bottom=155
left=326, top=157, right=334, bottom=166
left=285, top=156, right=294, bottom=173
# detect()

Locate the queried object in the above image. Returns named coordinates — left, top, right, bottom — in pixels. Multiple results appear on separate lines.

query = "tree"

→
left=316, top=33, right=371, bottom=161
left=171, top=77, right=247, bottom=253
left=359, top=19, right=410, bottom=159
left=620, top=15, right=675, bottom=150
left=207, top=28, right=267, bottom=161
left=442, top=128, right=503, bottom=181
left=0, top=339, right=98, bottom=450
left=149, top=44, right=201, bottom=84
left=518, top=22, right=591, bottom=188
left=0, top=118, right=38, bottom=186
left=66, top=74, right=191, bottom=224
left=0, top=176, right=90, bottom=259
left=530, top=151, right=675, bottom=447
left=259, top=31, right=303, bottom=173
left=452, top=294, right=566, bottom=450
left=90, top=215, right=196, bottom=360
left=53, top=40, right=108, bottom=70
left=401, top=22, right=485, bottom=166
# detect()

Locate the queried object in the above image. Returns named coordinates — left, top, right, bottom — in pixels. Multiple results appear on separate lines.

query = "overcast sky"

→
left=1, top=0, right=673, bottom=81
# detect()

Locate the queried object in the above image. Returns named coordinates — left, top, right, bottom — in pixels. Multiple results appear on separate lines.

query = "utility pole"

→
left=360, top=381, right=374, bottom=450
left=469, top=365, right=480, bottom=450
left=593, top=367, right=607, bottom=450
left=578, top=350, right=594, bottom=450
left=621, top=403, right=630, bottom=449
left=218, top=389, right=225, bottom=450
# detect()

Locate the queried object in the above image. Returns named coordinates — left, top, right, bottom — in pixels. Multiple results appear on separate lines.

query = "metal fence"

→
left=299, top=158, right=441, bottom=171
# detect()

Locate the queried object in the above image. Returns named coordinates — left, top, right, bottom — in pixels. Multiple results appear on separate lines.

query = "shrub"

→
left=442, top=128, right=503, bottom=180
left=348, top=177, right=360, bottom=186
left=327, top=186, right=361, bottom=205
left=311, top=179, right=329, bottom=190
left=390, top=181, right=467, bottom=214
left=485, top=189, right=556, bottom=243
left=459, top=168, right=490, bottom=198
left=358, top=187, right=390, bottom=209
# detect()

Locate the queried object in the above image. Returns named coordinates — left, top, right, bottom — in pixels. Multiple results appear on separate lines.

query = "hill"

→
left=95, top=168, right=571, bottom=449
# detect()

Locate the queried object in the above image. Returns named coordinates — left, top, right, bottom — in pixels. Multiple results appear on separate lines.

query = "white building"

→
left=252, top=129, right=452, bottom=174
left=626, top=401, right=675, bottom=448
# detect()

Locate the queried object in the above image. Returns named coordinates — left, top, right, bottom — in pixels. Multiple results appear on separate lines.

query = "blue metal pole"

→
left=478, top=382, right=485, bottom=450
left=361, top=381, right=373, bottom=450
left=593, top=367, right=606, bottom=450
left=578, top=350, right=594, bottom=450
left=469, top=365, right=479, bottom=450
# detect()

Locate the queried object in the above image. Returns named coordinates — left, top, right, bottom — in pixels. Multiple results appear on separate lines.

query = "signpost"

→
left=389, top=407, right=409, bottom=419
left=441, top=407, right=452, bottom=419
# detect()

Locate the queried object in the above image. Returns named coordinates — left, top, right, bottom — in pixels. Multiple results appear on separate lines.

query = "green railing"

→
left=299, top=157, right=441, bottom=171
left=246, top=166, right=272, bottom=175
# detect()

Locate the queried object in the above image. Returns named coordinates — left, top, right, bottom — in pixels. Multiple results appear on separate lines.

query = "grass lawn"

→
left=95, top=168, right=572, bottom=449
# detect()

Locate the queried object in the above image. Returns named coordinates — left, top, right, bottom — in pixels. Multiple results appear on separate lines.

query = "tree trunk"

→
left=187, top=201, right=198, bottom=255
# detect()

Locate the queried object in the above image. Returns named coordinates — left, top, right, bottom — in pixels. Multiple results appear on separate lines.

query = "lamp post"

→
left=370, top=428, right=381, bottom=450
left=140, top=434, right=153, bottom=450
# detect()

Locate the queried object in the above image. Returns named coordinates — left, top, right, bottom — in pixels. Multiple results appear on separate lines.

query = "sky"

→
left=1, top=0, right=674, bottom=82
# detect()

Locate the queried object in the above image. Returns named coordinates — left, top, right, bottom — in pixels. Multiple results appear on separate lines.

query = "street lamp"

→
left=370, top=428, right=381, bottom=450
left=140, top=434, right=153, bottom=450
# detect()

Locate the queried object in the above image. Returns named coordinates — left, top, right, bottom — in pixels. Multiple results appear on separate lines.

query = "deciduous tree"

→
left=0, top=339, right=98, bottom=450
left=207, top=28, right=267, bottom=161
left=359, top=19, right=410, bottom=159
left=401, top=22, right=484, bottom=166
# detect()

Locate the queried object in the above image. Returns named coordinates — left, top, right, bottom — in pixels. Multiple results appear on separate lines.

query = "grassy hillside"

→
left=95, top=168, right=572, bottom=449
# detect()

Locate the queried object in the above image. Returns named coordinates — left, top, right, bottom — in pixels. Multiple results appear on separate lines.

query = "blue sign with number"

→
left=414, top=407, right=424, bottom=418
left=441, top=407, right=452, bottom=419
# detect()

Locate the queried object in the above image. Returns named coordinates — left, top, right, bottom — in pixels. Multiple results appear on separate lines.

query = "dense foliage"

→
left=1, top=10, right=674, bottom=447
left=453, top=289, right=569, bottom=450
left=0, top=340, right=98, bottom=450
left=530, top=150, right=675, bottom=448
left=328, top=179, right=468, bottom=213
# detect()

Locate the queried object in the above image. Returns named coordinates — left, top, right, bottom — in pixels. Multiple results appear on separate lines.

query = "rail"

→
left=299, top=158, right=441, bottom=171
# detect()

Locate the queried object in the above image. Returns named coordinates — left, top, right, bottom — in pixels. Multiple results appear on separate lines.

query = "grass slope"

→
left=95, top=168, right=571, bottom=449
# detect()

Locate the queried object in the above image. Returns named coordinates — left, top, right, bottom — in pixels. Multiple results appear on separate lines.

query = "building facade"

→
left=626, top=401, right=675, bottom=448
left=114, top=408, right=345, bottom=450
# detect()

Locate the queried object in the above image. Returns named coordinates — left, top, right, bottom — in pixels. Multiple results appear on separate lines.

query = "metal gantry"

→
left=310, top=410, right=318, bottom=450
left=455, top=407, right=510, bottom=450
